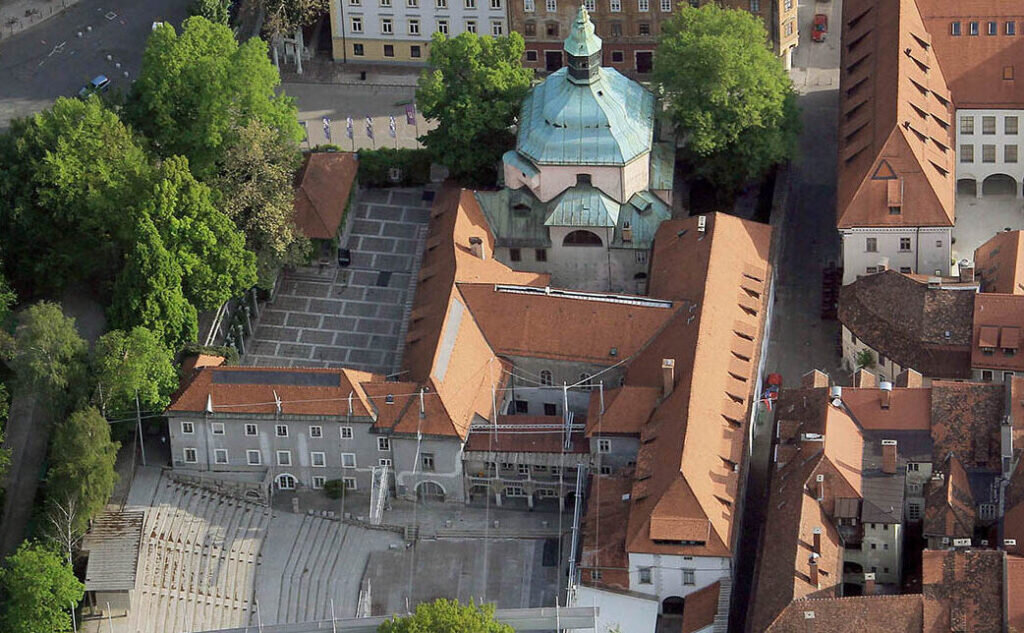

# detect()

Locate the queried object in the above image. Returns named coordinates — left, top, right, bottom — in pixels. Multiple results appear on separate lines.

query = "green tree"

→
left=416, top=32, right=532, bottom=185
left=855, top=348, right=876, bottom=370
left=109, top=217, right=199, bottom=351
left=46, top=407, right=119, bottom=535
left=9, top=302, right=88, bottom=403
left=0, top=268, right=15, bottom=359
left=147, top=156, right=257, bottom=309
left=128, top=17, right=303, bottom=179
left=378, top=599, right=513, bottom=633
left=263, top=0, right=327, bottom=39
left=0, top=384, right=10, bottom=481
left=0, top=98, right=152, bottom=293
left=654, top=4, right=799, bottom=192
left=0, top=540, right=84, bottom=633
left=189, top=0, right=232, bottom=24
left=93, top=327, right=178, bottom=420
left=214, top=120, right=307, bottom=286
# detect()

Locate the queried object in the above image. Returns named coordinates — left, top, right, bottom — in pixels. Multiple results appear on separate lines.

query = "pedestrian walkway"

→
left=0, top=0, right=77, bottom=40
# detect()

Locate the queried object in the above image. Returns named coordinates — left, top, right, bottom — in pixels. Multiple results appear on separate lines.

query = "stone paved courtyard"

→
left=243, top=187, right=433, bottom=373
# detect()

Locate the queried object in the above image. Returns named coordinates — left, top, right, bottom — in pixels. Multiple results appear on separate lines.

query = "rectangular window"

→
left=866, top=237, right=877, bottom=252
left=214, top=449, right=228, bottom=464
left=509, top=248, right=522, bottom=262
left=584, top=0, right=595, bottom=9
left=211, top=422, right=225, bottom=435
left=1007, top=117, right=1019, bottom=135
left=309, top=425, right=322, bottom=438
left=1008, top=21, right=1017, bottom=35
left=422, top=453, right=436, bottom=471
left=535, top=248, right=547, bottom=262
left=969, top=21, right=979, bottom=36
left=277, top=451, right=292, bottom=466
left=639, top=567, right=653, bottom=584
left=311, top=452, right=326, bottom=467
left=524, top=22, right=535, bottom=36
left=611, top=50, right=624, bottom=62
left=638, top=22, right=650, bottom=35
left=245, top=423, right=258, bottom=436
left=749, top=0, right=759, bottom=12
left=341, top=426, right=353, bottom=439
left=381, top=17, right=393, bottom=34
left=491, top=0, right=502, bottom=7
left=983, top=116, right=997, bottom=134
left=866, top=266, right=878, bottom=274
left=312, top=476, right=326, bottom=490
left=591, top=570, right=602, bottom=581
left=1005, top=66, right=1016, bottom=81
left=353, top=43, right=365, bottom=56
left=598, top=439, right=611, bottom=453
left=682, top=569, right=696, bottom=585
left=378, top=437, right=391, bottom=451
left=660, top=0, right=670, bottom=10
left=381, top=0, right=391, bottom=6
left=983, top=144, right=996, bottom=163
left=438, top=19, right=449, bottom=34
left=545, top=0, right=555, bottom=11
left=436, top=0, right=447, bottom=6
left=987, top=21, right=997, bottom=36
left=466, top=0, right=476, bottom=7
left=982, top=370, right=994, bottom=382
left=517, top=463, right=530, bottom=475
left=960, top=144, right=974, bottom=163
left=247, top=450, right=261, bottom=465
left=1007, top=145, right=1019, bottom=163
left=184, top=448, right=198, bottom=463
left=526, top=50, right=538, bottom=61
left=610, top=22, right=622, bottom=36
left=514, top=400, right=529, bottom=414
left=344, top=477, right=357, bottom=490
left=899, top=237, right=911, bottom=251
left=908, top=503, right=921, bottom=520
left=900, top=266, right=912, bottom=273
left=181, top=421, right=194, bottom=434
left=524, top=0, right=534, bottom=10
left=276, top=424, right=288, bottom=437
left=544, top=402, right=557, bottom=416
left=784, top=20, right=793, bottom=37
left=342, top=453, right=357, bottom=468
left=408, top=18, right=420, bottom=34
left=407, top=0, right=418, bottom=5
left=951, top=21, right=961, bottom=36
left=960, top=116, right=974, bottom=134
left=351, top=0, right=361, bottom=4
left=491, top=21, right=503, bottom=36
left=466, top=20, right=477, bottom=33
left=783, top=0, right=791, bottom=9
left=610, top=0, right=620, bottom=10
left=384, top=43, right=394, bottom=56
left=379, top=458, right=393, bottom=467
left=637, top=0, right=648, bottom=11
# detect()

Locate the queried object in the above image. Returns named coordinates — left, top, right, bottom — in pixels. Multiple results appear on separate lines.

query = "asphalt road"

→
left=0, top=0, right=191, bottom=129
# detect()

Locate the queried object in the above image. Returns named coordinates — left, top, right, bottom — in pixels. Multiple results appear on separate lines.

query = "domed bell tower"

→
left=564, top=6, right=603, bottom=85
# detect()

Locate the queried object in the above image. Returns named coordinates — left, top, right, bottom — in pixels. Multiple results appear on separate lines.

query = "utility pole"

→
left=136, top=392, right=146, bottom=467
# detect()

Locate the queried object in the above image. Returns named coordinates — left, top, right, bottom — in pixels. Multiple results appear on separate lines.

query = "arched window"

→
left=563, top=230, right=603, bottom=247
left=540, top=370, right=553, bottom=386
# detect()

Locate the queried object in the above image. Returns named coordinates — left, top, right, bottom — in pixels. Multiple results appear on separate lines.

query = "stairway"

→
left=713, top=574, right=733, bottom=633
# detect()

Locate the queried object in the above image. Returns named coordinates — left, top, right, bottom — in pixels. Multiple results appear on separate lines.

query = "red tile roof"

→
left=929, top=380, right=1005, bottom=469
left=1007, top=555, right=1024, bottom=632
left=837, top=0, right=955, bottom=229
left=974, top=230, right=1024, bottom=295
left=585, top=386, right=661, bottom=437
left=923, top=453, right=976, bottom=540
left=972, top=293, right=1024, bottom=372
left=580, top=474, right=633, bottom=591
left=840, top=386, right=933, bottom=431
left=764, top=595, right=924, bottom=633
left=293, top=152, right=358, bottom=240
left=922, top=548, right=1004, bottom=633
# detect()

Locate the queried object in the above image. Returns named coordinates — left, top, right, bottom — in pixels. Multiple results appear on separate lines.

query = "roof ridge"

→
left=796, top=593, right=921, bottom=604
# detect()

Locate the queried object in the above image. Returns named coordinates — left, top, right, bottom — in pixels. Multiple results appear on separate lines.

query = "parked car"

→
left=337, top=248, right=352, bottom=267
left=812, top=14, right=828, bottom=42
left=77, top=75, right=111, bottom=98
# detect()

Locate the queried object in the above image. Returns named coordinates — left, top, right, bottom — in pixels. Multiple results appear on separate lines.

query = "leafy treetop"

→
left=92, top=327, right=179, bottom=420
left=45, top=407, right=120, bottom=535
left=0, top=540, right=84, bottom=633
left=9, top=302, right=87, bottom=403
left=377, top=599, right=514, bottom=633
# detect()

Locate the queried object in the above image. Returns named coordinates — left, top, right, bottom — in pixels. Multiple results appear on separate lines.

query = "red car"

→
left=812, top=13, right=828, bottom=42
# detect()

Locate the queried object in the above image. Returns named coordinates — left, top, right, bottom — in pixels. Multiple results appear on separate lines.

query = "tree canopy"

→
left=378, top=599, right=513, bottom=633
left=0, top=541, right=84, bottom=633
left=128, top=17, right=304, bottom=179
left=9, top=302, right=87, bottom=402
left=654, top=4, right=799, bottom=191
left=93, top=327, right=178, bottom=420
left=189, top=0, right=232, bottom=24
left=416, top=32, right=532, bottom=185
left=213, top=120, right=307, bottom=286
left=263, top=0, right=327, bottom=37
left=46, top=407, right=119, bottom=535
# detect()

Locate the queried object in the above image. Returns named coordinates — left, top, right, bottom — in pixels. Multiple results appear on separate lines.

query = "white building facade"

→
left=956, top=109, right=1024, bottom=198
left=839, top=227, right=952, bottom=284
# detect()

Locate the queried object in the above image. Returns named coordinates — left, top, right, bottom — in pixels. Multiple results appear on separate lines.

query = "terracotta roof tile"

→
left=923, top=453, right=976, bottom=540
left=922, top=548, right=1004, bottom=633
left=975, top=230, right=1024, bottom=295
left=1001, top=457, right=1024, bottom=555
left=929, top=380, right=1004, bottom=468
left=585, top=386, right=660, bottom=436
left=764, top=595, right=923, bottom=633
left=840, top=386, right=932, bottom=431
left=838, top=271, right=973, bottom=378
left=292, top=152, right=358, bottom=240
left=1008, top=555, right=1024, bottom=632
left=837, top=0, right=955, bottom=229
left=972, top=294, right=1024, bottom=371
left=580, top=475, right=633, bottom=591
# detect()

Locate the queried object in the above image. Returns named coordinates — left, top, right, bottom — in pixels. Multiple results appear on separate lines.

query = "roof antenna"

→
left=273, top=390, right=282, bottom=416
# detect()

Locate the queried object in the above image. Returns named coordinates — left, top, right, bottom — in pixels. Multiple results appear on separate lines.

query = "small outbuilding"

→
left=81, top=511, right=145, bottom=616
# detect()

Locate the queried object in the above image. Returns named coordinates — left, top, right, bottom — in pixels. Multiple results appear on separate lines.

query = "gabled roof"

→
left=840, top=386, right=932, bottom=431
left=930, top=380, right=1005, bottom=468
left=838, top=270, right=974, bottom=379
left=765, top=595, right=923, bottom=633
left=922, top=549, right=1004, bottom=633
left=623, top=213, right=773, bottom=559
left=837, top=0, right=955, bottom=229
left=585, top=386, right=660, bottom=437
left=544, top=185, right=621, bottom=228
left=971, top=293, right=1024, bottom=372
left=923, top=453, right=976, bottom=539
left=974, top=230, right=1024, bottom=295
left=918, top=2, right=1024, bottom=109
left=293, top=152, right=358, bottom=240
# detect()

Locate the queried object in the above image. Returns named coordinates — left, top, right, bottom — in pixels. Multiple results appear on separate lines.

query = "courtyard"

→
left=243, top=187, right=433, bottom=374
left=952, top=188, right=1024, bottom=267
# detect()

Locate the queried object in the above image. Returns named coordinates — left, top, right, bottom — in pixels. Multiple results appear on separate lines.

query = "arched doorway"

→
left=562, top=230, right=603, bottom=247
left=983, top=173, right=1017, bottom=196
left=957, top=178, right=978, bottom=197
left=662, top=596, right=685, bottom=616
left=416, top=481, right=446, bottom=502
left=275, top=473, right=297, bottom=490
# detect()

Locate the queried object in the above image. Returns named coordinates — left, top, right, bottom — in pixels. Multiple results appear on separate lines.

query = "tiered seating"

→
left=128, top=477, right=271, bottom=633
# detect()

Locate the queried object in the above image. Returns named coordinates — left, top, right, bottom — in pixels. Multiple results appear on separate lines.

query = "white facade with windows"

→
left=956, top=109, right=1024, bottom=198
left=839, top=227, right=952, bottom=285
left=626, top=553, right=731, bottom=602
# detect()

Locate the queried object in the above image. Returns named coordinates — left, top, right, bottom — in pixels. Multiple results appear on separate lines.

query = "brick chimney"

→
left=864, top=572, right=876, bottom=595
left=960, top=264, right=975, bottom=283
left=801, top=369, right=830, bottom=389
left=662, top=359, right=675, bottom=398
left=854, top=369, right=877, bottom=388
left=808, top=554, right=820, bottom=587
left=812, top=527, right=822, bottom=554
left=895, top=369, right=923, bottom=388
left=882, top=439, right=898, bottom=474
left=469, top=236, right=484, bottom=259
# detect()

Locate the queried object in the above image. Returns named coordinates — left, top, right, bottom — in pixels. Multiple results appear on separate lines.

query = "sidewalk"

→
left=0, top=0, right=77, bottom=40
left=280, top=55, right=422, bottom=87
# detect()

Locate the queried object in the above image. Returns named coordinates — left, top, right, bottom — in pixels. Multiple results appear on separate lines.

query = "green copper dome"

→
left=564, top=6, right=602, bottom=58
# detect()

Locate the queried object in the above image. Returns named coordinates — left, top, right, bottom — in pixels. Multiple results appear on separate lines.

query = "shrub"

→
left=355, top=148, right=431, bottom=188
left=178, top=342, right=240, bottom=365
left=323, top=479, right=347, bottom=499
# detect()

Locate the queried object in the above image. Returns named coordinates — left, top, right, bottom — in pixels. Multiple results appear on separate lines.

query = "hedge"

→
left=356, top=148, right=432, bottom=188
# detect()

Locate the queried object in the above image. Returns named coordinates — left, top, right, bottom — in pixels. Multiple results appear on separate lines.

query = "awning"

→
left=979, top=326, right=1000, bottom=348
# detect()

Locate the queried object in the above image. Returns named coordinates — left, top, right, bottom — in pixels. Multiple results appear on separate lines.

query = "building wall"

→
left=506, top=160, right=648, bottom=205
left=167, top=413, right=386, bottom=492
left=511, top=0, right=794, bottom=75
left=495, top=240, right=649, bottom=293
left=575, top=585, right=659, bottom=633
left=545, top=225, right=616, bottom=290
left=840, top=324, right=907, bottom=384
left=504, top=355, right=624, bottom=416
left=956, top=109, right=1024, bottom=197
left=839, top=227, right=952, bottom=285
left=972, top=367, right=1023, bottom=382
left=591, top=435, right=639, bottom=472
left=626, top=552, right=731, bottom=602
left=844, top=522, right=902, bottom=586
left=329, top=0, right=509, bottom=63
left=392, top=434, right=467, bottom=502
